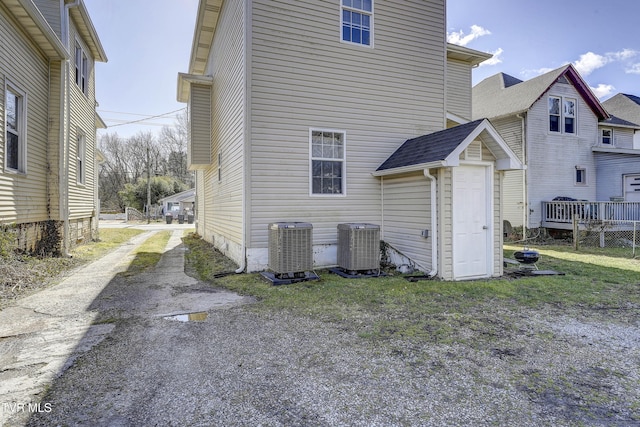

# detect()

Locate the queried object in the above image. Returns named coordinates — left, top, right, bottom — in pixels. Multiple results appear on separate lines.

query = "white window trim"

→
left=601, top=128, right=613, bottom=146
left=75, top=40, right=89, bottom=95
left=340, top=0, right=374, bottom=48
left=549, top=95, right=577, bottom=135
left=309, top=128, right=347, bottom=197
left=4, top=80, right=27, bottom=174
left=575, top=167, right=587, bottom=186
left=76, top=132, right=86, bottom=185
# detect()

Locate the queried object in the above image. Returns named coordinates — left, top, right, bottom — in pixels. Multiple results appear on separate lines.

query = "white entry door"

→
left=624, top=174, right=640, bottom=202
left=452, top=165, right=492, bottom=279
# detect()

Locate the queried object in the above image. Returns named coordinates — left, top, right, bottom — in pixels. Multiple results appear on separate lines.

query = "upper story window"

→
left=75, top=42, right=88, bottom=95
left=341, top=0, right=372, bottom=46
left=601, top=128, right=613, bottom=145
left=5, top=83, right=26, bottom=173
left=310, top=129, right=346, bottom=195
left=549, top=96, right=577, bottom=134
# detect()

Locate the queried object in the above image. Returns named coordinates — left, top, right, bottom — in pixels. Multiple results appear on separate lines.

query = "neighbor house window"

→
left=601, top=128, right=613, bottom=145
left=575, top=167, right=587, bottom=185
left=5, top=83, right=26, bottom=173
left=549, top=96, right=577, bottom=134
left=310, top=129, right=345, bottom=195
left=75, top=42, right=88, bottom=94
left=341, top=0, right=372, bottom=46
left=77, top=133, right=86, bottom=185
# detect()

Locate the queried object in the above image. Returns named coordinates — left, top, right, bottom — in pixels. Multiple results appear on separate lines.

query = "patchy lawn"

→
left=0, top=228, right=145, bottom=308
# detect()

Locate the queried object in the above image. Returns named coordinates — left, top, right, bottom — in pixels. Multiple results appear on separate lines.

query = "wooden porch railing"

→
left=542, top=201, right=640, bottom=226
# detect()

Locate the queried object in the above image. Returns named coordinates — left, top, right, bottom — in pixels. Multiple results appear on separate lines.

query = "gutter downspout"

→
left=59, top=0, right=81, bottom=256
left=517, top=113, right=527, bottom=235
left=424, top=169, right=438, bottom=278
left=235, top=0, right=250, bottom=274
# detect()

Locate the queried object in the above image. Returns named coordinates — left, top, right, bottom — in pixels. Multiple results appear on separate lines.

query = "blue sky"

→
left=447, top=0, right=640, bottom=99
left=85, top=0, right=639, bottom=138
left=85, top=0, right=198, bottom=138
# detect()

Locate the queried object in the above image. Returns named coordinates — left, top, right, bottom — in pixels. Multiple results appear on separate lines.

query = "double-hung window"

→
left=601, top=128, right=613, bottom=145
left=311, top=129, right=346, bottom=195
left=549, top=96, right=577, bottom=134
left=341, top=0, right=372, bottom=46
left=5, top=83, right=26, bottom=173
left=75, top=42, right=88, bottom=95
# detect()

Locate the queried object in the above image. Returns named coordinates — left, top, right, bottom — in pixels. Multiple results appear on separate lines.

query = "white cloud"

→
left=590, top=84, right=615, bottom=99
left=573, top=49, right=639, bottom=76
left=626, top=63, right=640, bottom=74
left=573, top=52, right=608, bottom=76
left=447, top=25, right=491, bottom=47
left=520, top=67, right=556, bottom=79
left=479, top=48, right=503, bottom=67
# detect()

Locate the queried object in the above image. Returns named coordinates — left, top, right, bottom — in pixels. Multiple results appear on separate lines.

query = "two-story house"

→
left=1, top=0, right=107, bottom=255
left=473, top=64, right=640, bottom=231
left=178, top=0, right=521, bottom=280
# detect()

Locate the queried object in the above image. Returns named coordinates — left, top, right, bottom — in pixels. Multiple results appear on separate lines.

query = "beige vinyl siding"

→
left=194, top=170, right=206, bottom=236
left=526, top=82, right=598, bottom=227
left=66, top=20, right=98, bottom=220
left=204, top=0, right=245, bottom=249
left=493, top=167, right=503, bottom=276
left=188, top=83, right=212, bottom=168
left=249, top=0, right=446, bottom=248
left=0, top=8, right=51, bottom=224
left=446, top=59, right=471, bottom=120
left=47, top=61, right=62, bottom=219
left=32, top=0, right=62, bottom=39
left=381, top=172, right=432, bottom=271
left=491, top=116, right=525, bottom=226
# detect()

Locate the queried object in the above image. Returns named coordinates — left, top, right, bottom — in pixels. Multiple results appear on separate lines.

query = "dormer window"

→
left=341, top=0, right=372, bottom=46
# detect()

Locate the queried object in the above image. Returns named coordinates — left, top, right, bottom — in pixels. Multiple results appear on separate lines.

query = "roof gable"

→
left=473, top=64, right=608, bottom=121
left=374, top=119, right=523, bottom=175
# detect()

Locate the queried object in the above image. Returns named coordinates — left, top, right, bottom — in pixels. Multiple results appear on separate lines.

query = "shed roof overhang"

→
left=373, top=119, right=524, bottom=177
left=177, top=73, right=213, bottom=103
left=3, top=0, right=68, bottom=60
left=446, top=43, right=493, bottom=67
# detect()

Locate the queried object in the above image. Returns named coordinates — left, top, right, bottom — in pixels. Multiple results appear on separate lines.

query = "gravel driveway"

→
left=13, top=235, right=640, bottom=426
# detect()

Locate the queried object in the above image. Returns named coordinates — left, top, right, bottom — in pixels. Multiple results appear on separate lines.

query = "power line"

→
left=101, top=107, right=186, bottom=128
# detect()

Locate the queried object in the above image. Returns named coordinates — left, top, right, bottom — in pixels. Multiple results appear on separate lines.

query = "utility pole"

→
left=146, top=145, right=151, bottom=224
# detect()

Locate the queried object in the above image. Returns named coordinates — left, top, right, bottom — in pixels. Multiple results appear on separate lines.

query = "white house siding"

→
left=248, top=0, right=446, bottom=269
left=381, top=172, right=432, bottom=271
left=66, top=20, right=98, bottom=226
left=438, top=167, right=453, bottom=279
left=198, top=0, right=245, bottom=263
left=610, top=127, right=635, bottom=150
left=446, top=59, right=471, bottom=120
left=490, top=116, right=525, bottom=226
left=594, top=152, right=640, bottom=201
left=0, top=8, right=51, bottom=225
left=526, top=82, right=598, bottom=228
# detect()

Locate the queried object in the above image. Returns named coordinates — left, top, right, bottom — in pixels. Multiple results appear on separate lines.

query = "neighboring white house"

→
left=473, top=64, right=640, bottom=230
left=177, top=0, right=522, bottom=280
left=1, top=0, right=107, bottom=254
left=158, top=188, right=195, bottom=215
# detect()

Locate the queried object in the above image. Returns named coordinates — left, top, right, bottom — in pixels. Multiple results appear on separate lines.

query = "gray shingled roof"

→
left=603, top=93, right=640, bottom=126
left=376, top=120, right=485, bottom=171
left=473, top=64, right=608, bottom=121
left=601, top=115, right=639, bottom=128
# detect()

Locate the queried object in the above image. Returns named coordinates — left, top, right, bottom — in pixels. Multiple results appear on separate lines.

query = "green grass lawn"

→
left=184, top=233, right=640, bottom=344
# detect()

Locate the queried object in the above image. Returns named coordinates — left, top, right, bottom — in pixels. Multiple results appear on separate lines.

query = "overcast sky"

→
left=85, top=0, right=640, bottom=138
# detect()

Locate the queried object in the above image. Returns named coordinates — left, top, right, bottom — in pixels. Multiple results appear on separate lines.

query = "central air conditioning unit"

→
left=337, top=223, right=380, bottom=272
left=268, top=222, right=313, bottom=278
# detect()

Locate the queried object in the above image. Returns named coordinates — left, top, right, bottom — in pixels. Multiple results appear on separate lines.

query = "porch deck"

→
left=541, top=201, right=640, bottom=230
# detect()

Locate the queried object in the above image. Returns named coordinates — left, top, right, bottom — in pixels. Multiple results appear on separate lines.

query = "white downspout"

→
left=517, top=113, right=527, bottom=234
left=59, top=1, right=80, bottom=256
left=424, top=169, right=438, bottom=277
